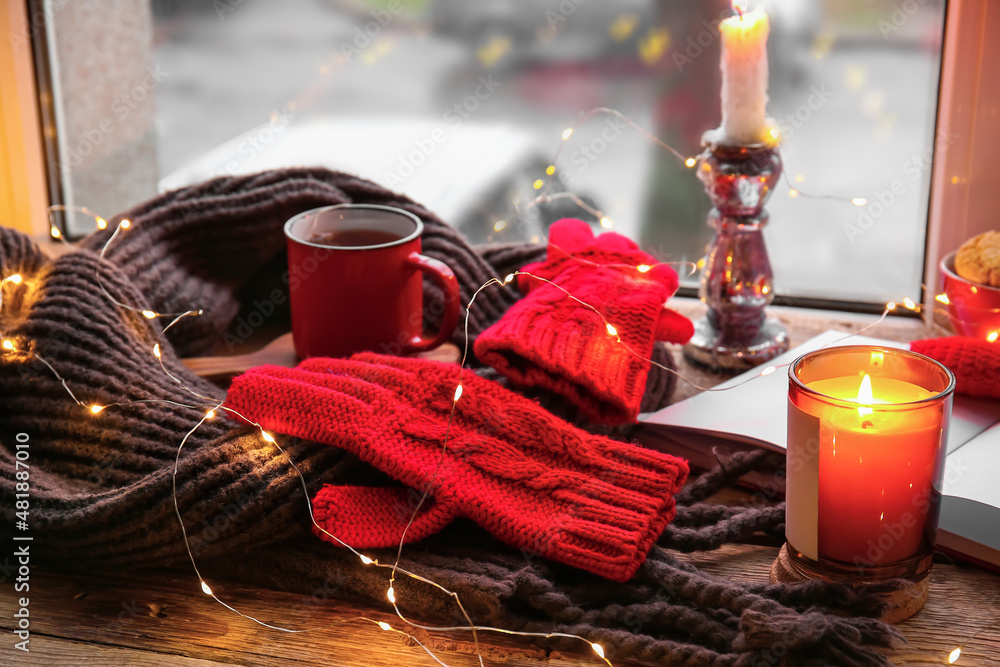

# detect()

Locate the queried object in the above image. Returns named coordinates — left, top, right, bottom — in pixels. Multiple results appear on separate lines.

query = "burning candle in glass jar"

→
left=786, top=347, right=954, bottom=582
left=717, top=1, right=771, bottom=145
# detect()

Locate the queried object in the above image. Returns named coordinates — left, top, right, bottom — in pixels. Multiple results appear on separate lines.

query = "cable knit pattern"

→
left=0, top=170, right=903, bottom=665
left=910, top=336, right=1000, bottom=399
left=475, top=219, right=694, bottom=425
left=223, top=354, right=689, bottom=582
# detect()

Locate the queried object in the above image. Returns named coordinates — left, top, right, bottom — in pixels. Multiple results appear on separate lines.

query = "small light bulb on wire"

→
left=90, top=405, right=104, bottom=414
left=988, top=332, right=998, bottom=343
left=599, top=217, right=613, bottom=229
left=852, top=198, right=867, bottom=206
left=5, top=274, right=21, bottom=284
left=949, top=647, right=961, bottom=663
left=2, top=340, right=13, bottom=351
left=545, top=165, right=556, bottom=175
left=532, top=179, right=544, bottom=190
left=454, top=385, right=463, bottom=402
left=201, top=581, right=213, bottom=595
left=378, top=621, right=392, bottom=631
left=637, top=264, right=651, bottom=273
left=387, top=587, right=396, bottom=603
left=606, top=323, right=618, bottom=337
left=205, top=410, right=215, bottom=419
left=96, top=217, right=107, bottom=230
left=561, top=128, right=573, bottom=140
left=261, top=431, right=275, bottom=443
left=684, top=157, right=696, bottom=168
left=592, top=643, right=605, bottom=659
left=50, top=227, right=61, bottom=239
left=142, top=310, right=157, bottom=319
left=153, top=343, right=161, bottom=358
left=359, top=554, right=373, bottom=565
left=120, top=219, right=131, bottom=229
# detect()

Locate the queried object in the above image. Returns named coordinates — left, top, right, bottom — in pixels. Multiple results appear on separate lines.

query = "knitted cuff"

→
left=910, top=336, right=1000, bottom=399
left=518, top=441, right=688, bottom=582
left=475, top=300, right=651, bottom=425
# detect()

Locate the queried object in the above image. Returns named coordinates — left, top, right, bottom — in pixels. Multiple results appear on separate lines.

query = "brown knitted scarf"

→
left=0, top=168, right=902, bottom=666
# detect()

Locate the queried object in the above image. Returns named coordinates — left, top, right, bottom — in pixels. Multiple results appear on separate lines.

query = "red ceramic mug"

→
left=284, top=204, right=461, bottom=359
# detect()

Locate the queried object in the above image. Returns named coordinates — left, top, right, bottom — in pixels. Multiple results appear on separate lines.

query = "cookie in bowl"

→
left=955, top=230, right=1000, bottom=288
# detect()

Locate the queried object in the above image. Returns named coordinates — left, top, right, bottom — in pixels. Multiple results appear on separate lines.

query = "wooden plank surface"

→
left=2, top=543, right=998, bottom=666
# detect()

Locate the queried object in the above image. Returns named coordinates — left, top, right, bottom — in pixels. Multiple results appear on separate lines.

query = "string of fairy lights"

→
left=1, top=110, right=993, bottom=663
left=516, top=106, right=869, bottom=236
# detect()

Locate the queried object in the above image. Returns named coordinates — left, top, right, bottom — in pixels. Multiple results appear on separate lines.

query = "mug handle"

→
left=402, top=252, right=461, bottom=353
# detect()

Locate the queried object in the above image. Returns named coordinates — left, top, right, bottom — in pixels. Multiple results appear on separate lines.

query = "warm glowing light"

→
left=902, top=297, right=916, bottom=310
left=359, top=554, right=373, bottom=565
left=684, top=157, right=696, bottom=167
left=592, top=643, right=606, bottom=659
left=493, top=220, right=507, bottom=232
left=788, top=189, right=799, bottom=198
left=561, top=128, right=573, bottom=140
left=378, top=621, right=392, bottom=631
left=205, top=410, right=215, bottom=419
left=768, top=126, right=780, bottom=140
left=454, top=384, right=463, bottom=402
left=6, top=274, right=22, bottom=284
left=387, top=587, right=396, bottom=603
left=886, top=301, right=897, bottom=311
left=795, top=174, right=805, bottom=183
left=90, top=405, right=104, bottom=414
left=599, top=217, right=613, bottom=229
left=96, top=217, right=107, bottom=230
left=261, top=431, right=275, bottom=443
left=852, top=198, right=867, bottom=206
left=606, top=323, right=618, bottom=337
left=1, top=340, right=12, bottom=351
left=949, top=647, right=961, bottom=663
left=545, top=165, right=556, bottom=175
left=856, top=374, right=874, bottom=417
left=142, top=310, right=157, bottom=319
left=50, top=227, right=61, bottom=239
left=503, top=273, right=514, bottom=285
left=761, top=365, right=776, bottom=376
left=637, top=264, right=651, bottom=273
left=153, top=343, right=161, bottom=358
left=201, top=581, right=213, bottom=595
left=533, top=179, right=544, bottom=190
left=935, top=293, right=950, bottom=305
left=120, top=219, right=131, bottom=229
left=988, top=332, right=999, bottom=343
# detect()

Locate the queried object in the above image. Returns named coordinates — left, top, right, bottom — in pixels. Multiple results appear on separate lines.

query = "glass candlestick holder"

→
left=684, top=140, right=789, bottom=371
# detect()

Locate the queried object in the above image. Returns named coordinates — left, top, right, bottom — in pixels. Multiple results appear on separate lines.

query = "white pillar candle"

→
left=718, top=6, right=770, bottom=145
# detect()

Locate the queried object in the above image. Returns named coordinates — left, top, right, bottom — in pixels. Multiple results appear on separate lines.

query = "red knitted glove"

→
left=475, top=218, right=694, bottom=425
left=224, top=353, right=689, bottom=582
left=910, top=337, right=1000, bottom=399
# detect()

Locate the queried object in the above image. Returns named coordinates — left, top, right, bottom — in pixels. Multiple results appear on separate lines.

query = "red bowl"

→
left=940, top=251, right=1000, bottom=339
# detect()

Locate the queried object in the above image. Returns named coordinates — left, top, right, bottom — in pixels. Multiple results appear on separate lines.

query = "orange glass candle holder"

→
left=785, top=346, right=955, bottom=584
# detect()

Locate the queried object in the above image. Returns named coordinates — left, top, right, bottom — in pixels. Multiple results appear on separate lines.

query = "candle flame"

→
left=857, top=374, right=874, bottom=417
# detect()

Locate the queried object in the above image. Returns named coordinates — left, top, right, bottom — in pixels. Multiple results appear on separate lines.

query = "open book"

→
left=639, top=331, right=1000, bottom=569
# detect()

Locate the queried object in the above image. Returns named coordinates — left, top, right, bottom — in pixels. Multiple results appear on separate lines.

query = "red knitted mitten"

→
left=224, top=353, right=689, bottom=582
left=910, top=337, right=1000, bottom=399
left=475, top=218, right=693, bottom=425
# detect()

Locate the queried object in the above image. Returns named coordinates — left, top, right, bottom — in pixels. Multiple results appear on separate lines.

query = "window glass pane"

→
left=47, top=0, right=946, bottom=305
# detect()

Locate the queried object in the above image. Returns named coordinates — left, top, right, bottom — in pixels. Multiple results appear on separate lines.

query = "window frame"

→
left=4, top=0, right=997, bottom=319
